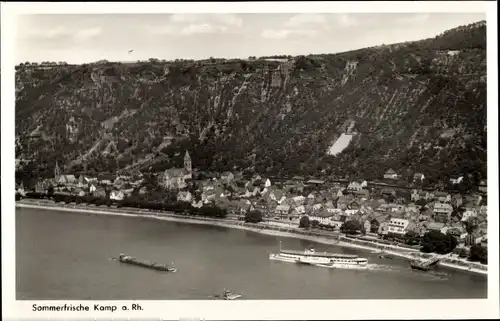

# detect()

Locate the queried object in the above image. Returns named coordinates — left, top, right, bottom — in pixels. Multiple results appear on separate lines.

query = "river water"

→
left=16, top=207, right=487, bottom=300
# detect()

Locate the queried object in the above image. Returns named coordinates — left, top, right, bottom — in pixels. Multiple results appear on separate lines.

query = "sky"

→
left=14, top=13, right=485, bottom=64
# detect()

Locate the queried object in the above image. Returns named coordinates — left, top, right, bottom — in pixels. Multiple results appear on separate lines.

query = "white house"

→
left=434, top=191, right=451, bottom=203
left=462, top=207, right=478, bottom=221
left=433, top=202, right=453, bottom=217
left=308, top=212, right=335, bottom=225
left=347, top=181, right=365, bottom=192
left=450, top=176, right=464, bottom=184
left=387, top=218, right=410, bottom=236
left=295, top=205, right=306, bottom=215
left=177, top=191, right=193, bottom=203
left=89, top=184, right=97, bottom=194
left=265, top=178, right=271, bottom=188
left=413, top=173, right=425, bottom=183
left=384, top=169, right=398, bottom=180
left=110, top=190, right=125, bottom=201
left=312, top=203, right=323, bottom=211
left=275, top=204, right=291, bottom=216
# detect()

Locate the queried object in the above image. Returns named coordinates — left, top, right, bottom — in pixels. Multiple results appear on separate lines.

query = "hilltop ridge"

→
left=15, top=20, right=487, bottom=185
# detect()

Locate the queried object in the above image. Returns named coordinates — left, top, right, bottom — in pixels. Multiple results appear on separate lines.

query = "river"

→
left=16, top=207, right=487, bottom=300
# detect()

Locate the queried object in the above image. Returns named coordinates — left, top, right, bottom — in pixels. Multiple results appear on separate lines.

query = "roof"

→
left=306, top=179, right=325, bottom=184
left=385, top=168, right=397, bottom=174
left=427, top=222, right=445, bottom=230
left=434, top=191, right=449, bottom=197
left=434, top=203, right=452, bottom=210
left=292, top=176, right=305, bottom=180
left=164, top=168, right=185, bottom=176
left=381, top=188, right=396, bottom=194
left=414, top=173, right=424, bottom=177
left=97, top=174, right=116, bottom=181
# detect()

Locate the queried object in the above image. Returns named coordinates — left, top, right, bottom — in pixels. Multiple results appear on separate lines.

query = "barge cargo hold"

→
left=118, top=254, right=177, bottom=272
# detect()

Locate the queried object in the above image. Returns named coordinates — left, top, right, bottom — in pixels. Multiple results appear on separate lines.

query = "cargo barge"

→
left=118, top=254, right=177, bottom=272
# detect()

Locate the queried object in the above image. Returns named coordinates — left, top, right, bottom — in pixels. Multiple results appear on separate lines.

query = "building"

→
left=387, top=218, right=409, bottom=236
left=308, top=212, right=336, bottom=226
left=306, top=179, right=325, bottom=187
left=461, top=205, right=478, bottom=222
left=220, top=171, right=235, bottom=184
left=275, top=204, right=291, bottom=218
left=433, top=203, right=453, bottom=222
left=177, top=191, right=193, bottom=203
left=381, top=188, right=396, bottom=197
left=347, top=181, right=365, bottom=192
left=478, top=180, right=487, bottom=193
left=110, top=190, right=125, bottom=201
left=383, top=169, right=398, bottom=180
left=413, top=173, right=425, bottom=183
left=465, top=194, right=483, bottom=206
left=434, top=191, right=451, bottom=203
left=451, top=194, right=463, bottom=208
left=159, top=151, right=192, bottom=190
left=449, top=176, right=463, bottom=185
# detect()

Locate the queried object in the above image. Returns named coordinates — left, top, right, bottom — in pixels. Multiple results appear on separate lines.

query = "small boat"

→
left=218, top=289, right=242, bottom=300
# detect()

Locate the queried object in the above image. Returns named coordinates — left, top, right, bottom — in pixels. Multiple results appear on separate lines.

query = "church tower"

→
left=184, top=151, right=192, bottom=179
left=54, top=161, right=61, bottom=181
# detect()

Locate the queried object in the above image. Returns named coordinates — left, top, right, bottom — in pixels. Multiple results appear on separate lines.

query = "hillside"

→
left=15, top=21, right=487, bottom=184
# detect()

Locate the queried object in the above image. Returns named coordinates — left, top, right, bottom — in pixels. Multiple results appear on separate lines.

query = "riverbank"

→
left=16, top=200, right=487, bottom=275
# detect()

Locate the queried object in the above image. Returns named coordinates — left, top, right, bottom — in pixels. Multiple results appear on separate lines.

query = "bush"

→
left=404, top=230, right=421, bottom=245
left=469, top=245, right=487, bottom=264
left=420, top=230, right=458, bottom=254
left=299, top=216, right=310, bottom=228
left=340, top=220, right=362, bottom=235
left=245, top=210, right=263, bottom=223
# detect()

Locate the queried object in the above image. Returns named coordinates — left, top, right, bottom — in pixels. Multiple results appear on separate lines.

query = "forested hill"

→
left=15, top=20, right=486, bottom=184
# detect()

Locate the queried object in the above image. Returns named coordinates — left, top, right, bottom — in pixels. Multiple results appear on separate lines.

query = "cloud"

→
left=336, top=14, right=359, bottom=28
left=396, top=14, right=431, bottom=24
left=180, top=23, right=228, bottom=35
left=260, top=29, right=317, bottom=40
left=74, top=27, right=102, bottom=40
left=284, top=14, right=327, bottom=28
left=170, top=14, right=243, bottom=28
left=151, top=26, right=175, bottom=35
left=25, top=26, right=72, bottom=39
left=23, top=26, right=102, bottom=41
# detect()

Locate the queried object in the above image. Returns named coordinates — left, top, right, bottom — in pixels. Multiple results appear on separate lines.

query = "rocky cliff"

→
left=15, top=21, right=487, bottom=183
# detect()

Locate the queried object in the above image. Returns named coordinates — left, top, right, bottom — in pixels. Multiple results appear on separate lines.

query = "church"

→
left=158, top=151, right=192, bottom=190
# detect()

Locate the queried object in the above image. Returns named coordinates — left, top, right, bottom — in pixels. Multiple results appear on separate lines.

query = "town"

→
left=15, top=150, right=488, bottom=266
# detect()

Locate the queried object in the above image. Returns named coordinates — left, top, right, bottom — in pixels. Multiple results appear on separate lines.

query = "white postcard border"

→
left=2, top=1, right=498, bottom=320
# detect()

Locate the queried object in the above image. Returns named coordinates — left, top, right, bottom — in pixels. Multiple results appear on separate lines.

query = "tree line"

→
left=20, top=192, right=227, bottom=219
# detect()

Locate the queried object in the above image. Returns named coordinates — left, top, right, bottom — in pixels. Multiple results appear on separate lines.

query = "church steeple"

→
left=54, top=161, right=61, bottom=181
left=184, top=151, right=192, bottom=178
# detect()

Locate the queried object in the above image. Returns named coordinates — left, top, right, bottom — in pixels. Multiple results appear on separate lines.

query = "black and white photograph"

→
left=2, top=1, right=498, bottom=320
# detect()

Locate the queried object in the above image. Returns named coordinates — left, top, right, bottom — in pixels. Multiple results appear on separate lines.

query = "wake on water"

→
left=366, top=263, right=450, bottom=280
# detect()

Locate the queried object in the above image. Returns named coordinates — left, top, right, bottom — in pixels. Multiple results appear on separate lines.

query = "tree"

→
left=299, top=216, right=310, bottom=228
left=420, top=230, right=458, bottom=254
left=340, top=220, right=362, bottom=235
left=47, top=184, right=55, bottom=197
left=311, top=220, right=320, bottom=228
left=370, top=219, right=380, bottom=233
left=404, top=230, right=421, bottom=245
left=245, top=210, right=263, bottom=223
left=469, top=245, right=487, bottom=264
left=463, top=217, right=480, bottom=234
